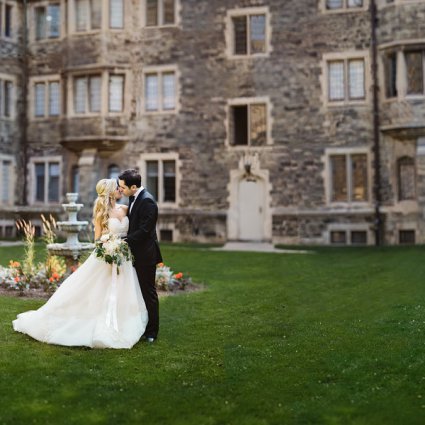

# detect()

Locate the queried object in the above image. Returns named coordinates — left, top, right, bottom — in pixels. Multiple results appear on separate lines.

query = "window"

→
left=73, top=75, right=101, bottom=114
left=35, top=4, right=60, bottom=40
left=0, top=158, right=13, bottom=205
left=33, top=159, right=61, bottom=203
left=330, top=229, right=368, bottom=245
left=109, top=74, right=124, bottom=112
left=327, top=58, right=365, bottom=102
left=229, top=101, right=268, bottom=146
left=329, top=152, right=369, bottom=203
left=108, top=164, right=120, bottom=179
left=324, top=0, right=364, bottom=10
left=75, top=0, right=101, bottom=32
left=109, top=0, right=123, bottom=28
left=399, top=230, right=415, bottom=245
left=398, top=156, right=416, bottom=201
left=0, top=77, right=13, bottom=118
left=143, top=157, right=177, bottom=204
left=228, top=8, right=268, bottom=57
left=144, top=69, right=176, bottom=112
left=384, top=52, right=397, bottom=98
left=145, top=0, right=176, bottom=26
left=406, top=50, right=424, bottom=95
left=159, top=229, right=173, bottom=242
left=33, top=79, right=60, bottom=117
left=0, top=1, right=13, bottom=38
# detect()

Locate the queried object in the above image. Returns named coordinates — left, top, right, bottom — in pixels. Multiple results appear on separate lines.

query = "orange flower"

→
left=174, top=272, right=183, bottom=279
left=9, top=261, right=20, bottom=268
left=49, top=277, right=54, bottom=282
left=14, top=276, right=20, bottom=283
left=158, top=263, right=164, bottom=268
left=52, top=272, right=60, bottom=280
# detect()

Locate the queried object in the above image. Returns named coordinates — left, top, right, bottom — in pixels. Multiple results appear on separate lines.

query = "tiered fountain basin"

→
left=47, top=193, right=94, bottom=269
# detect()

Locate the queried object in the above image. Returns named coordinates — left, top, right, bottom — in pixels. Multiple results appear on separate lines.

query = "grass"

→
left=1, top=243, right=425, bottom=424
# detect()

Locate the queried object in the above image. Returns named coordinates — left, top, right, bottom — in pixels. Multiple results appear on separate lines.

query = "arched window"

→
left=398, top=156, right=416, bottom=201
left=108, top=164, right=120, bottom=180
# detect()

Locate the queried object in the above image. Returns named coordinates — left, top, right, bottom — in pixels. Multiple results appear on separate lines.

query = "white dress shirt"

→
left=129, top=186, right=144, bottom=214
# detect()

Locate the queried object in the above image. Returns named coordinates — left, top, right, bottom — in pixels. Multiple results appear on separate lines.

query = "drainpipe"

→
left=370, top=0, right=383, bottom=246
left=20, top=0, right=29, bottom=205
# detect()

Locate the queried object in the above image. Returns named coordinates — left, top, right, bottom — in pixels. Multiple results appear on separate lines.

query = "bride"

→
left=12, top=179, right=148, bottom=349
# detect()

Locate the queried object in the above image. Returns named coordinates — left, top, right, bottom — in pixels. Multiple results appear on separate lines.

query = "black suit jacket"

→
left=127, top=189, right=163, bottom=266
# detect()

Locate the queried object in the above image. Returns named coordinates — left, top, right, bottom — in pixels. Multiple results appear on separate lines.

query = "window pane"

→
left=351, top=231, right=367, bottom=245
left=74, top=77, right=87, bottom=113
left=163, top=0, right=175, bottom=25
left=4, top=81, right=12, bottom=117
left=35, top=163, right=45, bottom=202
left=146, top=161, right=159, bottom=200
left=5, top=4, right=12, bottom=37
left=406, top=51, right=424, bottom=95
left=398, top=157, right=416, bottom=201
left=49, top=82, right=60, bottom=116
left=89, top=75, right=101, bottom=112
left=250, top=15, right=266, bottom=54
left=162, top=72, right=175, bottom=110
left=145, top=74, right=158, bottom=111
left=330, top=231, right=346, bottom=244
left=108, top=164, right=120, bottom=179
left=385, top=52, right=397, bottom=98
left=91, top=0, right=102, bottom=29
left=351, top=154, right=368, bottom=202
left=232, top=105, right=248, bottom=146
left=348, top=59, right=365, bottom=99
left=326, top=0, right=343, bottom=9
left=35, top=83, right=46, bottom=117
left=109, top=75, right=124, bottom=112
left=330, top=155, right=347, bottom=202
left=163, top=160, right=176, bottom=202
left=250, top=103, right=267, bottom=146
left=233, top=16, right=247, bottom=55
left=348, top=0, right=363, bottom=8
left=75, top=0, right=88, bottom=31
left=146, top=0, right=158, bottom=26
left=110, top=0, right=123, bottom=28
left=35, top=7, right=47, bottom=40
left=48, top=4, right=60, bottom=38
left=1, top=161, right=10, bottom=203
left=48, top=162, right=60, bottom=202
left=328, top=61, right=345, bottom=101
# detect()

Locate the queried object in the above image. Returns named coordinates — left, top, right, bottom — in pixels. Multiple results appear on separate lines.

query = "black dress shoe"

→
left=146, top=337, right=156, bottom=343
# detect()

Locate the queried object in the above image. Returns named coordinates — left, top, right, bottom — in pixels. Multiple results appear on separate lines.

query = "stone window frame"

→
left=319, top=0, right=369, bottom=13
left=68, top=0, right=127, bottom=34
left=140, top=0, right=181, bottom=28
left=397, top=155, right=417, bottom=202
left=379, top=40, right=425, bottom=101
left=28, top=155, right=63, bottom=205
left=0, top=73, right=16, bottom=120
left=0, top=220, right=16, bottom=238
left=326, top=223, right=372, bottom=245
left=0, top=0, right=17, bottom=41
left=141, top=65, right=180, bottom=115
left=225, top=6, right=271, bottom=59
left=323, top=147, right=372, bottom=206
left=158, top=222, right=179, bottom=242
left=0, top=153, right=16, bottom=206
left=321, top=51, right=370, bottom=108
left=29, top=74, right=62, bottom=120
left=67, top=68, right=130, bottom=117
left=226, top=96, right=273, bottom=149
left=137, top=152, right=180, bottom=209
left=29, top=0, right=64, bottom=43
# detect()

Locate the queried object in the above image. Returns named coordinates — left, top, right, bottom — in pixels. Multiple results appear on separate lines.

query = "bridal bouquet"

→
left=94, top=234, right=133, bottom=274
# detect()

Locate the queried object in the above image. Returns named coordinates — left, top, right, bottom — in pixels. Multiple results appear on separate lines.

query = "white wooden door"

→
left=238, top=179, right=264, bottom=240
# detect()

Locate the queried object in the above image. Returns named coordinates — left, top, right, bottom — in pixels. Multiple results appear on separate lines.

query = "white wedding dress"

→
left=13, top=217, right=148, bottom=349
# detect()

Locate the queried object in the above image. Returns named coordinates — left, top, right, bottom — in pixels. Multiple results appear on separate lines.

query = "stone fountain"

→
left=47, top=193, right=94, bottom=271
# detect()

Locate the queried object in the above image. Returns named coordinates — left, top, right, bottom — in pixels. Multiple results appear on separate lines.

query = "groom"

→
left=118, top=169, right=163, bottom=343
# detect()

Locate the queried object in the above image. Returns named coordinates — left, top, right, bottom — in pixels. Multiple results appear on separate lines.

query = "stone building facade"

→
left=1, top=0, right=425, bottom=245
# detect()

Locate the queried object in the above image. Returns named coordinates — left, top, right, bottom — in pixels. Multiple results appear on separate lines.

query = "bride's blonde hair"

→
left=92, top=178, right=117, bottom=234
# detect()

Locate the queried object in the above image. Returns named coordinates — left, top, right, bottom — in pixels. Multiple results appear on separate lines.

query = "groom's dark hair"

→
left=118, top=169, right=142, bottom=188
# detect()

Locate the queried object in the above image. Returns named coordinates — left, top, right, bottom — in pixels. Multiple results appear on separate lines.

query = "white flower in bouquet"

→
left=94, top=233, right=133, bottom=274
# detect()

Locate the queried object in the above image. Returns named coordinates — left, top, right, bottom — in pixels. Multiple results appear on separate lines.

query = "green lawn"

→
left=1, top=244, right=425, bottom=424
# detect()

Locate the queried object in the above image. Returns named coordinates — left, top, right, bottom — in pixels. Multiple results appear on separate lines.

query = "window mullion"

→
left=246, top=15, right=250, bottom=56
left=347, top=154, right=352, bottom=202
left=158, top=0, right=163, bottom=26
